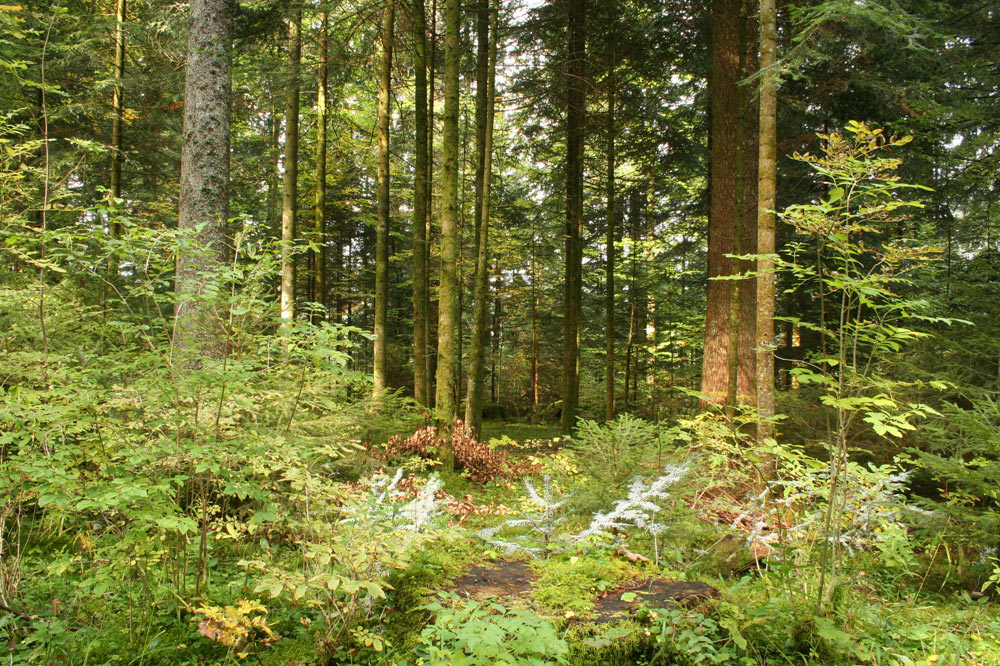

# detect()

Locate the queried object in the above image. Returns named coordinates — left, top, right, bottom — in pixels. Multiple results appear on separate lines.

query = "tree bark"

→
left=175, top=0, right=231, bottom=362
left=736, top=0, right=759, bottom=405
left=280, top=10, right=301, bottom=328
left=465, top=0, right=498, bottom=434
left=109, top=0, right=126, bottom=227
left=561, top=0, right=587, bottom=433
left=313, top=11, right=328, bottom=322
left=425, top=0, right=437, bottom=403
left=374, top=1, right=395, bottom=396
left=435, top=0, right=461, bottom=465
left=701, top=0, right=740, bottom=408
left=605, top=51, right=617, bottom=421
left=413, top=0, right=430, bottom=406
left=756, top=0, right=778, bottom=440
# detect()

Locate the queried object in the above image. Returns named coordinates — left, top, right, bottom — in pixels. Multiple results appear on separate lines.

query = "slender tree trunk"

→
left=313, top=11, right=328, bottom=322
left=756, top=0, right=778, bottom=440
left=531, top=238, right=540, bottom=423
left=267, top=107, right=280, bottom=237
left=465, top=0, right=498, bottom=434
left=701, top=0, right=740, bottom=408
left=624, top=189, right=639, bottom=411
left=561, top=0, right=587, bottom=433
left=175, top=0, right=231, bottom=362
left=435, top=0, right=461, bottom=463
left=109, top=0, right=126, bottom=227
left=280, top=10, right=301, bottom=328
left=605, top=52, right=617, bottom=421
left=374, top=2, right=395, bottom=396
left=412, top=0, right=430, bottom=406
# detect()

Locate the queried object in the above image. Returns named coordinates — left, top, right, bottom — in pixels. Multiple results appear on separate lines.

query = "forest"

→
left=2, top=0, right=1000, bottom=663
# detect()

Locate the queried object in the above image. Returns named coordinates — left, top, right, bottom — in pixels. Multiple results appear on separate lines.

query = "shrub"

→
left=415, top=594, right=569, bottom=666
left=382, top=422, right=538, bottom=483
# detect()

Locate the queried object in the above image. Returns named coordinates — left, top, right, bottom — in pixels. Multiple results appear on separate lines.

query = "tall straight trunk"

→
left=756, top=0, right=778, bottom=440
left=465, top=0, right=498, bottom=434
left=624, top=189, right=639, bottom=411
left=561, top=0, right=587, bottom=433
left=435, top=0, right=461, bottom=459
left=280, top=10, right=301, bottom=327
left=267, top=107, right=280, bottom=237
left=413, top=0, right=430, bottom=406
left=109, top=0, right=126, bottom=226
left=604, top=54, right=617, bottom=421
left=735, top=0, right=759, bottom=405
left=175, top=0, right=231, bottom=361
left=701, top=0, right=740, bottom=407
left=531, top=238, right=540, bottom=422
left=313, top=11, right=328, bottom=321
left=374, top=2, right=395, bottom=396
left=425, top=0, right=437, bottom=402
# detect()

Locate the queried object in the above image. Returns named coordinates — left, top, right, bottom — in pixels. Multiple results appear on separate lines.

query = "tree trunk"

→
left=701, top=0, right=740, bottom=408
left=435, top=0, right=461, bottom=465
left=412, top=0, right=430, bottom=406
left=313, top=11, right=328, bottom=322
left=374, top=1, right=395, bottom=396
left=465, top=0, right=498, bottom=434
left=175, top=0, right=231, bottom=362
left=624, top=188, right=639, bottom=411
left=425, top=0, right=437, bottom=403
left=280, top=10, right=301, bottom=328
left=531, top=237, right=540, bottom=423
left=109, top=0, right=126, bottom=228
left=605, top=50, right=617, bottom=421
left=756, top=0, right=778, bottom=440
left=736, top=0, right=759, bottom=405
left=561, top=0, right=587, bottom=433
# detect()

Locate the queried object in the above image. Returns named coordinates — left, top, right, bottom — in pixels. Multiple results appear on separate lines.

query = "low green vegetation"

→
left=3, top=118, right=999, bottom=665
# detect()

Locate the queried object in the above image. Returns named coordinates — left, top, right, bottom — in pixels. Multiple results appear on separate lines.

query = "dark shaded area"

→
left=451, top=560, right=535, bottom=600
left=593, top=579, right=720, bottom=623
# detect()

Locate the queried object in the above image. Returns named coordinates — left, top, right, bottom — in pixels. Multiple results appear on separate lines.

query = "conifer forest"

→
left=4, top=0, right=1000, bottom=663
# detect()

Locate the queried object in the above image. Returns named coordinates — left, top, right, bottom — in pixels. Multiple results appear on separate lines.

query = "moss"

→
left=564, top=621, right=657, bottom=666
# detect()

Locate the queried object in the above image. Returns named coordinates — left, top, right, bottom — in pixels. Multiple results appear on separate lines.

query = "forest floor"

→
left=6, top=414, right=1000, bottom=666
left=350, top=417, right=1000, bottom=666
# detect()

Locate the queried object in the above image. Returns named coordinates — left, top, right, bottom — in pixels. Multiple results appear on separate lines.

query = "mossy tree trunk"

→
left=373, top=1, right=395, bottom=397
left=280, top=10, right=301, bottom=329
left=465, top=0, right=498, bottom=435
left=435, top=0, right=461, bottom=467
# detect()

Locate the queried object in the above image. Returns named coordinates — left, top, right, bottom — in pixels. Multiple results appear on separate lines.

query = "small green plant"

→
left=415, top=594, right=569, bottom=666
left=778, top=122, right=958, bottom=609
left=650, top=605, right=746, bottom=666
left=570, top=414, right=665, bottom=500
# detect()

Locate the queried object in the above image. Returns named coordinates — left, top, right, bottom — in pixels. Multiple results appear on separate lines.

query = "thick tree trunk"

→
left=756, top=0, right=778, bottom=440
left=736, top=1, right=759, bottom=405
left=465, top=0, right=498, bottom=434
left=175, top=0, right=231, bottom=362
left=313, top=11, right=328, bottom=322
left=561, top=0, right=587, bottom=433
left=413, top=0, right=430, bottom=406
left=280, top=10, right=301, bottom=328
left=374, top=2, right=395, bottom=396
left=435, top=0, right=460, bottom=465
left=425, top=0, right=437, bottom=403
left=701, top=0, right=740, bottom=408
